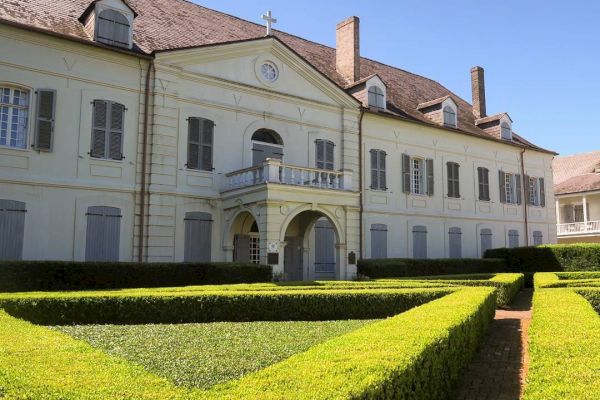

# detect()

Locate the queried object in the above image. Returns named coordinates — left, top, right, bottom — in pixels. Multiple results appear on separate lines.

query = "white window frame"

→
left=411, top=158, right=426, bottom=195
left=505, top=173, right=516, bottom=204
left=0, top=85, right=30, bottom=150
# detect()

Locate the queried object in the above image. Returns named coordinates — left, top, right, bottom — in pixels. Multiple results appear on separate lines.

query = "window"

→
left=447, top=162, right=460, bottom=198
left=501, top=122, right=512, bottom=140
left=574, top=204, right=585, bottom=222
left=370, top=149, right=387, bottom=191
left=412, top=225, right=428, bottom=259
left=480, top=228, right=493, bottom=257
left=91, top=100, right=125, bottom=160
left=315, top=139, right=334, bottom=170
left=412, top=158, right=425, bottom=194
left=184, top=212, right=212, bottom=262
left=85, top=206, right=121, bottom=262
left=527, top=177, right=546, bottom=207
left=533, top=231, right=543, bottom=246
left=0, top=199, right=26, bottom=260
left=370, top=224, right=388, bottom=259
left=443, top=105, right=457, bottom=127
left=448, top=227, right=462, bottom=259
left=499, top=171, right=521, bottom=205
left=187, top=117, right=214, bottom=171
left=367, top=86, right=385, bottom=110
left=252, top=129, right=283, bottom=166
left=477, top=167, right=490, bottom=201
left=96, top=9, right=131, bottom=48
left=508, top=229, right=519, bottom=249
left=0, top=86, right=29, bottom=149
left=402, top=154, right=433, bottom=196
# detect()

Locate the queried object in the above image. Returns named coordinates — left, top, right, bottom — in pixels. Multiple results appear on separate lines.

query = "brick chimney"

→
left=471, top=66, right=487, bottom=119
left=336, top=16, right=360, bottom=84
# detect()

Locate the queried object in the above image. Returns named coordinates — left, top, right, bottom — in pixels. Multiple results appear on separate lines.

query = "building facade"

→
left=554, top=151, right=600, bottom=243
left=0, top=0, right=557, bottom=279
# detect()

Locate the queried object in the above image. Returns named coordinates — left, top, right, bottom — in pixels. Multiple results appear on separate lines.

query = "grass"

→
left=53, top=320, right=375, bottom=390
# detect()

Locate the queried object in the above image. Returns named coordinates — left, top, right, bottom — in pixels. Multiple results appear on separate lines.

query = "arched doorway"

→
left=228, top=211, right=260, bottom=264
left=252, top=129, right=283, bottom=166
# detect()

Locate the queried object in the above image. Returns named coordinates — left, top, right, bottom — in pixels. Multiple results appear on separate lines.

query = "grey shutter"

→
left=448, top=227, right=462, bottom=259
left=315, top=219, right=335, bottom=273
left=316, top=140, right=325, bottom=169
left=480, top=228, right=492, bottom=257
left=325, top=141, right=334, bottom=170
left=412, top=225, right=427, bottom=259
left=402, top=154, right=411, bottom=193
left=97, top=10, right=130, bottom=47
left=508, top=229, right=519, bottom=249
left=91, top=100, right=107, bottom=158
left=524, top=175, right=531, bottom=205
left=539, top=178, right=546, bottom=207
left=253, top=143, right=282, bottom=166
left=454, top=164, right=460, bottom=197
left=184, top=212, right=212, bottom=262
left=447, top=162, right=459, bottom=198
left=234, top=234, right=251, bottom=262
left=200, top=119, right=214, bottom=171
left=379, top=151, right=387, bottom=190
left=370, top=150, right=378, bottom=189
left=499, top=171, right=506, bottom=203
left=478, top=167, right=489, bottom=201
left=563, top=205, right=574, bottom=223
left=447, top=163, right=453, bottom=198
left=34, top=89, right=56, bottom=151
left=426, top=158, right=434, bottom=196
left=533, top=231, right=543, bottom=246
left=0, top=200, right=26, bottom=261
left=85, top=206, right=121, bottom=262
left=370, top=224, right=388, bottom=259
left=187, top=118, right=200, bottom=170
left=515, top=174, right=522, bottom=205
left=109, top=103, right=124, bottom=160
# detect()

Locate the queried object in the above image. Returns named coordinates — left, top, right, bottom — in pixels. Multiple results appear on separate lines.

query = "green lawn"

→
left=53, top=320, right=375, bottom=390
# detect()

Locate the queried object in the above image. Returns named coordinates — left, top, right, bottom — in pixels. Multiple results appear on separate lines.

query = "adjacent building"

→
left=554, top=151, right=600, bottom=243
left=0, top=0, right=557, bottom=279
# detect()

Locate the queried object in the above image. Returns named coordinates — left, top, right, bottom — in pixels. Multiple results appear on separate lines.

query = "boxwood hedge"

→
left=0, top=261, right=272, bottom=292
left=357, top=258, right=506, bottom=278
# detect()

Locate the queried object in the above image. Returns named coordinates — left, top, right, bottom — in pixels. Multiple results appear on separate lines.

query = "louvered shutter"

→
left=508, top=229, right=519, bottom=248
left=524, top=175, right=531, bottom=205
left=370, top=224, right=388, bottom=259
left=478, top=167, right=487, bottom=200
left=412, top=225, right=428, bottom=259
left=515, top=174, right=522, bottom=205
left=234, top=234, right=251, bottom=262
left=499, top=171, right=506, bottom=203
left=480, top=228, right=492, bottom=257
left=85, top=206, right=121, bottom=262
left=91, top=100, right=108, bottom=158
left=200, top=119, right=214, bottom=171
left=109, top=103, right=124, bottom=160
left=34, top=89, right=56, bottom=151
left=370, top=150, right=378, bottom=190
left=402, top=154, right=411, bottom=193
left=379, top=151, right=387, bottom=190
left=448, top=227, right=462, bottom=259
left=325, top=141, right=334, bottom=170
left=533, top=231, right=543, bottom=246
left=184, top=212, right=212, bottom=262
left=539, top=178, right=546, bottom=207
left=187, top=118, right=200, bottom=170
left=426, top=158, right=434, bottom=196
left=315, top=140, right=325, bottom=169
left=0, top=200, right=26, bottom=261
left=447, top=163, right=453, bottom=197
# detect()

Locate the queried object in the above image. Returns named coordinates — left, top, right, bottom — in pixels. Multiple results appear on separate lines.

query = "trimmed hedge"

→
left=0, top=261, right=272, bottom=292
left=578, top=288, right=600, bottom=313
left=535, top=272, right=600, bottom=289
left=357, top=258, right=506, bottom=278
left=523, top=289, right=600, bottom=399
left=0, top=288, right=452, bottom=325
left=202, top=288, right=497, bottom=400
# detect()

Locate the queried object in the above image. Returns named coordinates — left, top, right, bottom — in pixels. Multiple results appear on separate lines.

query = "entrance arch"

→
left=226, top=210, right=260, bottom=264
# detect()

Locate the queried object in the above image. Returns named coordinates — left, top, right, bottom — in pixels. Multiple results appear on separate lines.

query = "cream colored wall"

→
left=361, top=113, right=556, bottom=258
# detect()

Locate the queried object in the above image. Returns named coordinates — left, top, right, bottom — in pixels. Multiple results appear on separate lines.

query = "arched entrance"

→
left=228, top=211, right=260, bottom=264
left=252, top=129, right=283, bottom=166
left=282, top=210, right=340, bottom=281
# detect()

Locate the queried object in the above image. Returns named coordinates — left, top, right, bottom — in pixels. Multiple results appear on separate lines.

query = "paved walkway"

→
left=452, top=289, right=533, bottom=400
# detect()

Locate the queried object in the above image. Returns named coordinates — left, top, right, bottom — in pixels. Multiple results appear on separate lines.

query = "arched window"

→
left=252, top=129, right=282, bottom=145
left=0, top=86, right=30, bottom=149
left=501, top=122, right=512, bottom=140
left=252, top=129, right=283, bottom=166
left=367, top=86, right=385, bottom=110
left=443, top=105, right=457, bottom=127
left=96, top=9, right=131, bottom=48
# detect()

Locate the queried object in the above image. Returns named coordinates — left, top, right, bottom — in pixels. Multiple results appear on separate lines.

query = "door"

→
left=184, top=212, right=212, bottom=262
left=0, top=200, right=26, bottom=260
left=252, top=142, right=283, bottom=166
left=314, top=219, right=336, bottom=278
left=284, top=236, right=304, bottom=281
left=234, top=234, right=250, bottom=262
left=85, top=206, right=121, bottom=262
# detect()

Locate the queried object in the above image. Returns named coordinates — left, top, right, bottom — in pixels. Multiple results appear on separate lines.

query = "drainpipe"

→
left=520, top=148, right=530, bottom=246
left=358, top=109, right=365, bottom=258
left=138, top=58, right=154, bottom=262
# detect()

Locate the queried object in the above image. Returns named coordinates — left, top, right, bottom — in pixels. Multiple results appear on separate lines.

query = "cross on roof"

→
left=261, top=10, right=277, bottom=36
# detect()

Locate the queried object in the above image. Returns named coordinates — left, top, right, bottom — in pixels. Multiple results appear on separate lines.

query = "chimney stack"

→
left=471, top=66, right=487, bottom=119
left=336, top=16, right=360, bottom=84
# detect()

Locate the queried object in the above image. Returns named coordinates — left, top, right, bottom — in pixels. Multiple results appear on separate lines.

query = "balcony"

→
left=224, top=159, right=353, bottom=192
left=557, top=221, right=600, bottom=236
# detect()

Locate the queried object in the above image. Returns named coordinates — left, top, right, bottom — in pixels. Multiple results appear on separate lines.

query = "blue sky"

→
left=193, top=0, right=599, bottom=156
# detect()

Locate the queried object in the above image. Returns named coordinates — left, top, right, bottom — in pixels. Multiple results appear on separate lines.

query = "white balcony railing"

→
left=225, top=159, right=353, bottom=191
left=557, top=221, right=600, bottom=236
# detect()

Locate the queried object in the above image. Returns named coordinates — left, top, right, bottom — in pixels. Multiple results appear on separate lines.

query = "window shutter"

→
left=455, top=164, right=460, bottom=197
left=234, top=234, right=251, bottom=262
left=85, top=206, right=121, bottom=262
left=477, top=167, right=485, bottom=200
left=91, top=100, right=108, bottom=158
left=325, top=141, right=334, bottom=170
left=447, top=162, right=453, bottom=197
left=426, top=158, right=434, bottom=196
left=539, top=178, right=546, bottom=207
left=34, top=89, right=56, bottom=151
left=370, top=149, right=378, bottom=190
left=448, top=227, right=462, bottom=259
left=315, top=219, right=336, bottom=272
left=508, top=229, right=519, bottom=248
left=370, top=224, right=388, bottom=259
left=412, top=226, right=428, bottom=259
left=315, top=140, right=324, bottom=169
left=109, top=103, right=124, bottom=160
left=0, top=199, right=26, bottom=261
left=187, top=118, right=200, bottom=170
left=379, top=151, right=387, bottom=190
left=515, top=174, right=522, bottom=205
left=200, top=119, right=214, bottom=171
left=480, top=228, right=492, bottom=257
left=499, top=171, right=506, bottom=203
left=524, top=175, right=531, bottom=205
left=402, top=154, right=411, bottom=193
left=184, top=212, right=213, bottom=262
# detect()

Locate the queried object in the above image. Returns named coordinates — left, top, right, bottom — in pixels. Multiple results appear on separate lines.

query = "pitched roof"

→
left=553, top=151, right=600, bottom=194
left=0, top=0, right=554, bottom=153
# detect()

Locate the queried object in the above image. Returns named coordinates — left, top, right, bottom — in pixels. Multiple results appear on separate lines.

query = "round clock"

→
left=260, top=62, right=279, bottom=83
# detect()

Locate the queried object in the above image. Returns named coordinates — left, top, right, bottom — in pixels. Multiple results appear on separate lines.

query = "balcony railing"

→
left=225, top=159, right=353, bottom=191
left=557, top=221, right=600, bottom=236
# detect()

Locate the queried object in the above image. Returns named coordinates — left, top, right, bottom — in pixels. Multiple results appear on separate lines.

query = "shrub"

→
left=578, top=288, right=600, bottom=313
left=0, top=261, right=272, bottom=292
left=357, top=258, right=506, bottom=279
left=0, top=288, right=452, bottom=325
left=523, top=289, right=600, bottom=399
left=535, top=272, right=600, bottom=289
left=202, top=288, right=497, bottom=400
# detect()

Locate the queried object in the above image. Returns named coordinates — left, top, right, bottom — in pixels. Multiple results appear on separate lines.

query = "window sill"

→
left=185, top=168, right=214, bottom=175
left=0, top=145, right=30, bottom=153
left=89, top=157, right=125, bottom=164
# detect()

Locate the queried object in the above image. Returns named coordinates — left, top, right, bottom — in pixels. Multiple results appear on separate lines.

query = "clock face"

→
left=261, top=63, right=279, bottom=82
